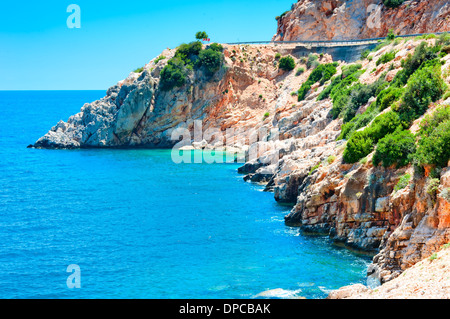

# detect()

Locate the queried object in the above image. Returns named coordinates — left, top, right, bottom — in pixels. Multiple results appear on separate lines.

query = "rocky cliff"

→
left=273, top=0, right=450, bottom=41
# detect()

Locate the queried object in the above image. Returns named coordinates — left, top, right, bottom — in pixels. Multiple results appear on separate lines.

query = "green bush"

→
left=296, top=67, right=305, bottom=76
left=396, top=65, right=447, bottom=123
left=208, top=43, right=224, bottom=52
left=338, top=108, right=378, bottom=140
left=133, top=67, right=144, bottom=73
left=392, top=42, right=438, bottom=87
left=318, top=63, right=363, bottom=101
left=160, top=40, right=223, bottom=90
left=339, top=77, right=387, bottom=123
left=376, top=50, right=396, bottom=66
left=198, top=48, right=223, bottom=74
left=306, top=54, right=319, bottom=69
left=376, top=86, right=404, bottom=111
left=437, top=32, right=450, bottom=46
left=415, top=105, right=450, bottom=168
left=361, top=50, right=370, bottom=60
left=342, top=111, right=404, bottom=163
left=175, top=41, right=203, bottom=65
left=297, top=63, right=337, bottom=101
left=159, top=57, right=188, bottom=90
left=343, top=130, right=374, bottom=164
left=279, top=55, right=296, bottom=71
left=373, top=129, right=416, bottom=168
left=367, top=110, right=404, bottom=142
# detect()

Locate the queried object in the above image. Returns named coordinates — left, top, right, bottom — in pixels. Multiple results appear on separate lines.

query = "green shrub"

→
left=159, top=57, right=188, bottom=90
left=361, top=50, right=370, bottom=60
left=198, top=48, right=223, bottom=74
left=175, top=41, right=203, bottom=65
left=275, top=53, right=281, bottom=60
left=306, top=54, right=319, bottom=69
left=279, top=55, right=296, bottom=71
left=396, top=65, right=447, bottom=123
left=338, top=108, right=378, bottom=140
left=297, top=63, right=337, bottom=101
left=394, top=173, right=411, bottom=192
left=133, top=67, right=144, bottom=73
left=339, top=77, right=387, bottom=123
left=437, top=33, right=450, bottom=46
left=342, top=111, right=404, bottom=163
left=367, top=111, right=404, bottom=142
left=343, top=130, right=375, bottom=163
left=318, top=64, right=363, bottom=101
left=415, top=106, right=450, bottom=168
left=376, top=86, right=404, bottom=111
left=373, top=129, right=416, bottom=168
left=376, top=50, right=396, bottom=66
left=392, top=42, right=438, bottom=87
left=208, top=43, right=224, bottom=52
left=296, top=67, right=305, bottom=76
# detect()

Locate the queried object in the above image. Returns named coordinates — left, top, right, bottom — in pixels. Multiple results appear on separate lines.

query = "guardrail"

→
left=224, top=31, right=447, bottom=46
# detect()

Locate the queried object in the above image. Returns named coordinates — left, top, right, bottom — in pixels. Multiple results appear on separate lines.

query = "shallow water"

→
left=0, top=91, right=370, bottom=298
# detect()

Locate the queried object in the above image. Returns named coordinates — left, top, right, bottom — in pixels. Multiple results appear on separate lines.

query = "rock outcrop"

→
left=328, top=245, right=450, bottom=299
left=273, top=0, right=450, bottom=41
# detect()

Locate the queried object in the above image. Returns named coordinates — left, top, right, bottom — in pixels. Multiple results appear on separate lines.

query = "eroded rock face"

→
left=273, top=0, right=450, bottom=41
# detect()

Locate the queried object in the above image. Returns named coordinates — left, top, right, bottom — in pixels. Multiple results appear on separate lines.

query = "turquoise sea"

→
left=0, top=91, right=370, bottom=299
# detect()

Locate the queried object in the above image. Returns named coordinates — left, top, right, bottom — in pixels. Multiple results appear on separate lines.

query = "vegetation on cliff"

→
left=297, top=62, right=337, bottom=101
left=160, top=35, right=224, bottom=90
left=339, top=38, right=449, bottom=167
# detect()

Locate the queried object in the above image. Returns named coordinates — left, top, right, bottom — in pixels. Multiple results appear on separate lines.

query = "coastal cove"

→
left=0, top=90, right=371, bottom=299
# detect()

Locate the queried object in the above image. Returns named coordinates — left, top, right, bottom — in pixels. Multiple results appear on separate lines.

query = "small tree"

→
left=195, top=31, right=209, bottom=40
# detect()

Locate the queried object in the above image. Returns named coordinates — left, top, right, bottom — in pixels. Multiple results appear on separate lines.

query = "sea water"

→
left=0, top=91, right=370, bottom=298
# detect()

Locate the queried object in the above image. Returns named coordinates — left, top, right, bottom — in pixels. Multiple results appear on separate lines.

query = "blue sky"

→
left=0, top=0, right=294, bottom=90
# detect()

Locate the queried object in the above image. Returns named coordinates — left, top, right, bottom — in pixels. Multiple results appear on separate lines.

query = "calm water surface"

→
left=0, top=91, right=370, bottom=298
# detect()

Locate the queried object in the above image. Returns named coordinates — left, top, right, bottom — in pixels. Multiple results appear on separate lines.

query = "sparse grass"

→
left=426, top=178, right=441, bottom=196
left=429, top=253, right=438, bottom=261
left=296, top=67, right=305, bottom=76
